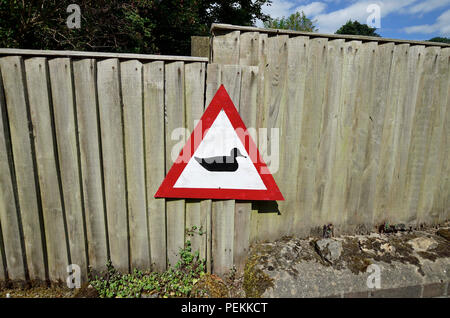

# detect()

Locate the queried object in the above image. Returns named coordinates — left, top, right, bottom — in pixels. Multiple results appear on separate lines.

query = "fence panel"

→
left=25, top=57, right=69, bottom=282
left=48, top=58, right=88, bottom=280
left=97, top=58, right=129, bottom=273
left=0, top=71, right=25, bottom=282
left=0, top=56, right=46, bottom=281
left=0, top=29, right=449, bottom=284
left=73, top=58, right=108, bottom=273
left=165, top=62, right=186, bottom=268
left=144, top=61, right=167, bottom=271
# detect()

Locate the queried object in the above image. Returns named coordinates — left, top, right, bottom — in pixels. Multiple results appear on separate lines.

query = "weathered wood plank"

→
left=438, top=64, right=450, bottom=223
left=0, top=71, right=25, bottom=281
left=239, top=32, right=259, bottom=66
left=0, top=229, right=5, bottom=282
left=212, top=31, right=240, bottom=65
left=325, top=41, right=362, bottom=233
left=345, top=42, right=378, bottom=231
left=211, top=24, right=450, bottom=48
left=0, top=48, right=209, bottom=62
left=389, top=46, right=426, bottom=224
left=281, top=36, right=310, bottom=236
left=185, top=62, right=206, bottom=261
left=212, top=199, right=234, bottom=275
left=403, top=47, right=441, bottom=226
left=73, top=59, right=108, bottom=272
left=97, top=58, right=129, bottom=272
left=202, top=199, right=212, bottom=273
left=250, top=33, right=268, bottom=243
left=143, top=61, right=167, bottom=271
left=294, top=38, right=329, bottom=234
left=234, top=65, right=258, bottom=272
left=255, top=35, right=289, bottom=240
left=357, top=43, right=395, bottom=227
left=26, top=57, right=69, bottom=282
left=121, top=60, right=150, bottom=270
left=316, top=39, right=344, bottom=230
left=417, top=47, right=448, bottom=224
left=203, top=63, right=220, bottom=273
left=373, top=44, right=409, bottom=226
left=165, top=62, right=186, bottom=268
left=0, top=56, right=46, bottom=281
left=48, top=58, right=88, bottom=281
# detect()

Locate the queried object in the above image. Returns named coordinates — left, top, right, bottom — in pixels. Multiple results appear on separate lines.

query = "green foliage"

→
left=428, top=37, right=450, bottom=44
left=263, top=11, right=317, bottom=32
left=90, top=240, right=206, bottom=298
left=335, top=20, right=380, bottom=37
left=0, top=0, right=271, bottom=55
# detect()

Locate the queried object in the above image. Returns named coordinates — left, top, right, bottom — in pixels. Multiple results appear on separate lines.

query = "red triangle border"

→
left=155, top=85, right=284, bottom=201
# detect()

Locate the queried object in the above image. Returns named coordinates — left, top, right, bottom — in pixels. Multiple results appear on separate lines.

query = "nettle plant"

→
left=89, top=227, right=206, bottom=298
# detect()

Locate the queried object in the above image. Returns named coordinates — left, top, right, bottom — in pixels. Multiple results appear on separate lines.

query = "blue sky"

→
left=256, top=0, right=450, bottom=40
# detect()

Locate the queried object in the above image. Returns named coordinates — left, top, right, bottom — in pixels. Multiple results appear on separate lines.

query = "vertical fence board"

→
left=73, top=59, right=108, bottom=272
left=416, top=47, right=445, bottom=224
left=0, top=72, right=25, bottom=281
left=295, top=38, right=328, bottom=234
left=434, top=48, right=450, bottom=223
left=233, top=65, right=258, bottom=271
left=25, top=58, right=68, bottom=282
left=374, top=44, right=409, bottom=225
left=0, top=231, right=4, bottom=282
left=97, top=58, right=129, bottom=272
left=403, top=47, right=441, bottom=225
left=438, top=66, right=450, bottom=223
left=0, top=56, right=46, bottom=281
left=212, top=199, right=234, bottom=275
left=121, top=60, right=150, bottom=270
left=358, top=43, right=395, bottom=227
left=345, top=42, right=378, bottom=231
left=204, top=62, right=220, bottom=273
left=250, top=33, right=268, bottom=242
left=165, top=62, right=186, bottom=267
left=212, top=31, right=240, bottom=65
left=256, top=35, right=289, bottom=240
left=185, top=62, right=207, bottom=261
left=48, top=58, right=88, bottom=280
left=317, top=39, right=345, bottom=230
left=283, top=36, right=310, bottom=236
left=239, top=32, right=259, bottom=66
left=386, top=46, right=426, bottom=225
left=418, top=48, right=449, bottom=223
left=144, top=61, right=167, bottom=271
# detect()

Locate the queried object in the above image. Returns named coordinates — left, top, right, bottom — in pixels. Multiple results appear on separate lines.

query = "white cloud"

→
left=313, top=0, right=418, bottom=33
left=295, top=2, right=327, bottom=17
left=403, top=9, right=450, bottom=36
left=261, top=0, right=296, bottom=19
left=407, top=0, right=450, bottom=15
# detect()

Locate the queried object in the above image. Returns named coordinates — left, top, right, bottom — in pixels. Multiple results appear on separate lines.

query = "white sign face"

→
left=174, top=110, right=267, bottom=190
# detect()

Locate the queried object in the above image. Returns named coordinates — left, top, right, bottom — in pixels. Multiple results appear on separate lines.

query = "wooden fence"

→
left=0, top=24, right=449, bottom=284
left=210, top=24, right=450, bottom=252
left=0, top=49, right=215, bottom=284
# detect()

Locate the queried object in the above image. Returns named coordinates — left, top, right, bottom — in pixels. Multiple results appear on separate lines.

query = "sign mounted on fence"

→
left=155, top=85, right=283, bottom=200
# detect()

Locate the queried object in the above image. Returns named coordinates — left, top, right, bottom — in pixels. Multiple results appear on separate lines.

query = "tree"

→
left=335, top=20, right=380, bottom=37
left=0, top=0, right=272, bottom=56
left=263, top=11, right=317, bottom=32
left=428, top=37, right=450, bottom=44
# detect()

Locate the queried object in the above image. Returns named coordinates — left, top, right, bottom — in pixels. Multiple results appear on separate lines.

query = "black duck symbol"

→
left=194, top=147, right=246, bottom=172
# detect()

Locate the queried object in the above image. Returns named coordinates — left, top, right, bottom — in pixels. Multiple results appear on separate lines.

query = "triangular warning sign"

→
left=155, top=85, right=283, bottom=201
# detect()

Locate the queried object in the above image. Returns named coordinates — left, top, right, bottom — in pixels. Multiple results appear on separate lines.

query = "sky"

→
left=256, top=0, right=450, bottom=40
